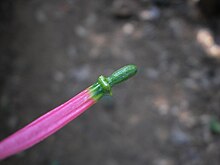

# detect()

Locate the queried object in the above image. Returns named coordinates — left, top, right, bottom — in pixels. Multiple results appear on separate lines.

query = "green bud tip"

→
left=97, top=65, right=137, bottom=95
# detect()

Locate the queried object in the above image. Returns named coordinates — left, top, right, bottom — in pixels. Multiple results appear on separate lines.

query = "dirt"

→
left=0, top=0, right=220, bottom=165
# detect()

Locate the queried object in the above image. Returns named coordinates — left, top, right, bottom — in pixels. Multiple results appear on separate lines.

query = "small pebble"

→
left=85, top=14, right=97, bottom=26
left=75, top=26, right=87, bottom=38
left=122, top=23, right=134, bottom=35
left=170, top=127, right=191, bottom=145
left=35, top=9, right=47, bottom=23
left=139, top=6, right=160, bottom=21
left=153, top=97, right=170, bottom=115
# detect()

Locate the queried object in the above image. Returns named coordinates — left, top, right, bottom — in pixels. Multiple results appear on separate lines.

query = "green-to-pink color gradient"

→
left=0, top=65, right=137, bottom=160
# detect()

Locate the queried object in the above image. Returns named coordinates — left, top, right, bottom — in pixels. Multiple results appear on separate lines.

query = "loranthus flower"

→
left=0, top=65, right=137, bottom=160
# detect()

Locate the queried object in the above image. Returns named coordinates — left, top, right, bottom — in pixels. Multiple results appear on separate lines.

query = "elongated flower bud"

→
left=0, top=65, right=137, bottom=160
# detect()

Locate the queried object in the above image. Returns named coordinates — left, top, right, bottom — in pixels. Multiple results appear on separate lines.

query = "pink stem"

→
left=0, top=89, right=96, bottom=160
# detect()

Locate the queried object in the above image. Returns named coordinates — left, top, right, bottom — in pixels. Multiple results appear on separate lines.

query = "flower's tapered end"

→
left=97, top=65, right=137, bottom=95
left=107, top=64, right=137, bottom=87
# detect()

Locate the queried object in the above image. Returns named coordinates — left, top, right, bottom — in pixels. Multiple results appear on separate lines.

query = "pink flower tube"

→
left=0, top=65, right=137, bottom=160
left=0, top=89, right=97, bottom=160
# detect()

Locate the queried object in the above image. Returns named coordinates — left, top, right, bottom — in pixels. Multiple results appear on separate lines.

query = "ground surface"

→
left=0, top=0, right=220, bottom=165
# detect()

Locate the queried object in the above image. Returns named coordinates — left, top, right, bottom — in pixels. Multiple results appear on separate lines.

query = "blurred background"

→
left=0, top=0, right=220, bottom=164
